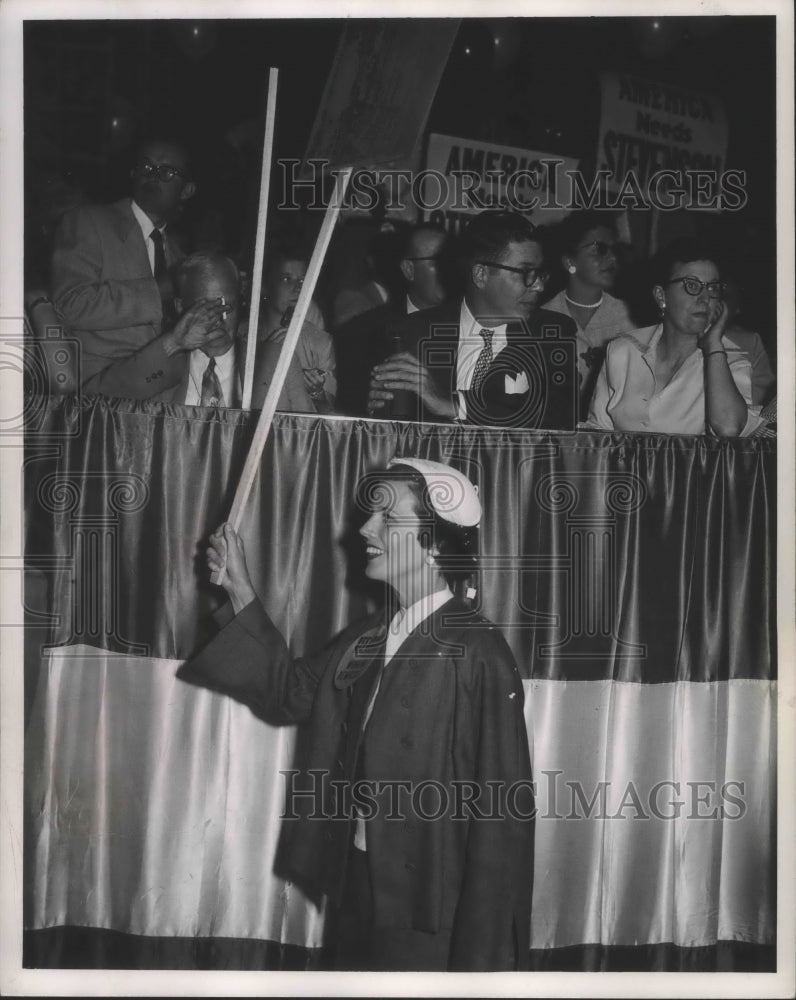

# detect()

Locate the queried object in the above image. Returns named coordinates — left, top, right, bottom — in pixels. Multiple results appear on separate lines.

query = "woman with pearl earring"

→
left=543, top=210, right=635, bottom=416
left=179, top=457, right=533, bottom=972
left=587, top=238, right=763, bottom=437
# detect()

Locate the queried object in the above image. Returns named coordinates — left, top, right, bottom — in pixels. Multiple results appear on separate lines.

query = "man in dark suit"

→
left=368, top=211, right=578, bottom=429
left=335, top=223, right=449, bottom=415
left=51, top=138, right=224, bottom=398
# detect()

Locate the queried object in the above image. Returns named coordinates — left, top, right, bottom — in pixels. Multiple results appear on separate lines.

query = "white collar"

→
left=390, top=586, right=453, bottom=636
left=130, top=198, right=165, bottom=240
left=191, top=344, right=235, bottom=378
left=459, top=298, right=508, bottom=340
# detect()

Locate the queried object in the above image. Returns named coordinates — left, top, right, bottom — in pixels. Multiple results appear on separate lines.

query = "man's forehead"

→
left=183, top=269, right=237, bottom=303
left=140, top=141, right=188, bottom=169
left=500, top=239, right=544, bottom=264
left=410, top=228, right=446, bottom=258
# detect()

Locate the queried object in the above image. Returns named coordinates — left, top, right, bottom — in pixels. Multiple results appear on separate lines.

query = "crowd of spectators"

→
left=25, top=137, right=777, bottom=438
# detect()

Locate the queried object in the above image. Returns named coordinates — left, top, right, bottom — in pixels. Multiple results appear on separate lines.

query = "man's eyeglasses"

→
left=135, top=159, right=186, bottom=183
left=665, top=275, right=726, bottom=299
left=478, top=261, right=548, bottom=287
left=577, top=240, right=618, bottom=258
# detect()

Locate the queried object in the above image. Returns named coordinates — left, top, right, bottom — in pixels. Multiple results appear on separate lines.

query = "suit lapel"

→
left=232, top=335, right=251, bottom=408
left=109, top=199, right=153, bottom=281
left=422, top=301, right=461, bottom=403
left=111, top=198, right=183, bottom=271
left=110, top=199, right=140, bottom=243
left=341, top=599, right=469, bottom=776
left=341, top=625, right=388, bottom=777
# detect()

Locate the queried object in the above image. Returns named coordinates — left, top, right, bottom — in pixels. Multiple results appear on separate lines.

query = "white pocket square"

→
left=505, top=371, right=530, bottom=395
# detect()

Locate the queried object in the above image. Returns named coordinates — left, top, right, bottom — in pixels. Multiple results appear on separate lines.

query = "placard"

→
left=422, top=132, right=580, bottom=233
left=304, top=20, right=459, bottom=171
left=596, top=71, right=729, bottom=209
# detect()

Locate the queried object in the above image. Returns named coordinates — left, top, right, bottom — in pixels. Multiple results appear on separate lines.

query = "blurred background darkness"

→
left=23, top=16, right=778, bottom=350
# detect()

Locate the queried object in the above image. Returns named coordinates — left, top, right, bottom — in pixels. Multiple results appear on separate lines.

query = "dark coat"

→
left=179, top=596, right=534, bottom=971
left=333, top=301, right=404, bottom=416
left=388, top=299, right=579, bottom=429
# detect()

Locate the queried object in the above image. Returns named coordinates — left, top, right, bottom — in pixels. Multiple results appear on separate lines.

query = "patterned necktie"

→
left=470, top=328, right=494, bottom=394
left=149, top=228, right=167, bottom=283
left=200, top=358, right=224, bottom=407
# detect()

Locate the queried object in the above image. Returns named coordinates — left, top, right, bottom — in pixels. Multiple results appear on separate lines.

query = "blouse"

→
left=587, top=324, right=762, bottom=436
left=543, top=290, right=635, bottom=384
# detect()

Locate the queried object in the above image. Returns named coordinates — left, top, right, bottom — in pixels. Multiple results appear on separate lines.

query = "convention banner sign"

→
left=421, top=133, right=579, bottom=234
left=304, top=21, right=459, bottom=171
left=595, top=72, right=730, bottom=211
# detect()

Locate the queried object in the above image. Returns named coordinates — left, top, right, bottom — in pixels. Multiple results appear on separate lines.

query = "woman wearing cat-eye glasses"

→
left=587, top=238, right=763, bottom=437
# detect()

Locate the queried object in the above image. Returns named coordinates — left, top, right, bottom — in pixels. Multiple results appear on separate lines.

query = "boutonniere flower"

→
left=581, top=346, right=606, bottom=371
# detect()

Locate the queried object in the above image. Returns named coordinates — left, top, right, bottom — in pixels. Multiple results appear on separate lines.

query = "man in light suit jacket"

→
left=368, top=211, right=579, bottom=430
left=50, top=138, right=224, bottom=399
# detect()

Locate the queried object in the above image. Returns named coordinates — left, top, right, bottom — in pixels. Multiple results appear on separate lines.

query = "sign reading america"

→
left=595, top=72, right=731, bottom=210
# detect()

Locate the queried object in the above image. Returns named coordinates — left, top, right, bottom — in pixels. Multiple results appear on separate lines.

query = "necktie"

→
left=149, top=228, right=167, bottom=283
left=200, top=358, right=224, bottom=407
left=470, top=328, right=494, bottom=394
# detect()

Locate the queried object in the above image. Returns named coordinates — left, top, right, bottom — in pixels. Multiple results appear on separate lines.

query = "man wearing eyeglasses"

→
left=51, top=138, right=225, bottom=400
left=368, top=211, right=578, bottom=429
left=335, top=223, right=449, bottom=416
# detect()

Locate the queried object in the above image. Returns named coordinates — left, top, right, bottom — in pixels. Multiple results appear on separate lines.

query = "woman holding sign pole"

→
left=179, top=458, right=534, bottom=971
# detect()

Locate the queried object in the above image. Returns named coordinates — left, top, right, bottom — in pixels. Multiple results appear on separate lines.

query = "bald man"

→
left=335, top=223, right=450, bottom=416
left=152, top=251, right=245, bottom=406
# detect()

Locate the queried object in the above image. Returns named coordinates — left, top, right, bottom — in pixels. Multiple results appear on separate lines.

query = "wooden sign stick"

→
left=241, top=67, right=279, bottom=410
left=211, top=166, right=353, bottom=586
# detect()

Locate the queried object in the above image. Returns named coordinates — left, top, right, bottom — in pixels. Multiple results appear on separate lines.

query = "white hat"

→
left=387, top=457, right=481, bottom=527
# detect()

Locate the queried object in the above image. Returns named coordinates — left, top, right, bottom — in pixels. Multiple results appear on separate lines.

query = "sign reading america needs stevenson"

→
left=596, top=72, right=729, bottom=205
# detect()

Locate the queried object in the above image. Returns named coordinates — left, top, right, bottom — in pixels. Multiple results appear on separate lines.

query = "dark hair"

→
left=557, top=210, right=619, bottom=257
left=458, top=210, right=540, bottom=273
left=357, top=466, right=479, bottom=591
left=262, top=232, right=313, bottom=279
left=134, top=137, right=193, bottom=180
left=652, top=238, right=721, bottom=287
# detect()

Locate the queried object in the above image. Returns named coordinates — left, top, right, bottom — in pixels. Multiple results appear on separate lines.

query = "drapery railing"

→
left=23, top=397, right=776, bottom=971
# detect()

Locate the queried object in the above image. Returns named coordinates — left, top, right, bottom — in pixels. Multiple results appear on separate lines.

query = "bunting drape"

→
left=23, top=397, right=776, bottom=971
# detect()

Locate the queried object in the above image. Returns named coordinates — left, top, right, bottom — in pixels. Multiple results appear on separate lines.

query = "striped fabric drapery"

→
left=23, top=397, right=776, bottom=971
